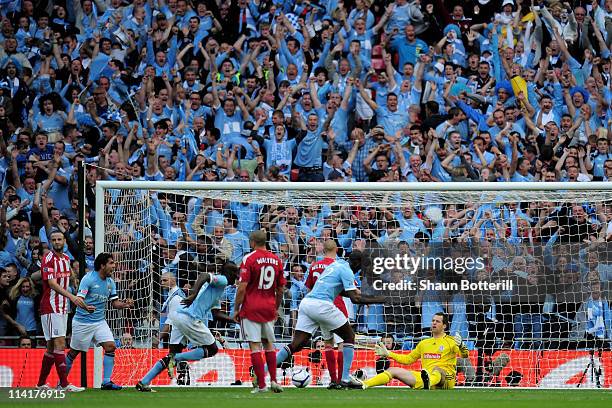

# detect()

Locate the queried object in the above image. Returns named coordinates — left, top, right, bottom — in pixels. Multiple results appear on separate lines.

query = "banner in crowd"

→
left=0, top=349, right=610, bottom=388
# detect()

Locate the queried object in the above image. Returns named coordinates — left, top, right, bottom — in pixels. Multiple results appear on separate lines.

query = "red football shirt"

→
left=305, top=257, right=349, bottom=317
left=239, top=249, right=286, bottom=322
left=40, top=250, right=72, bottom=315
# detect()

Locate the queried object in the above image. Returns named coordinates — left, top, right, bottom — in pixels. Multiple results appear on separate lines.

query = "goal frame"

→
left=93, top=181, right=612, bottom=388
left=95, top=180, right=612, bottom=254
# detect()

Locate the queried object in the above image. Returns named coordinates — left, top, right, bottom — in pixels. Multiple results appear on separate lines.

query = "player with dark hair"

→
left=360, top=312, right=469, bottom=390
left=304, top=240, right=347, bottom=389
left=136, top=263, right=239, bottom=392
left=64, top=252, right=134, bottom=390
left=275, top=248, right=385, bottom=389
left=36, top=230, right=91, bottom=392
left=234, top=230, right=286, bottom=393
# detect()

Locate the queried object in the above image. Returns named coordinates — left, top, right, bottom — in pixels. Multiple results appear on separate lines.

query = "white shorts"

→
left=169, top=324, right=186, bottom=345
left=70, top=320, right=115, bottom=351
left=41, top=313, right=68, bottom=341
left=295, top=298, right=348, bottom=341
left=169, top=311, right=214, bottom=346
left=241, top=318, right=276, bottom=343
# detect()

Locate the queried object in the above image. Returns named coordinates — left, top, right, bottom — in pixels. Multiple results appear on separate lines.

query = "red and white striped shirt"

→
left=40, top=251, right=72, bottom=315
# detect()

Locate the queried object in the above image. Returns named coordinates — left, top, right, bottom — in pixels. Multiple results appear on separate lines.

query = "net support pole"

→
left=93, top=346, right=103, bottom=388
left=95, top=181, right=104, bottom=256
left=77, top=161, right=87, bottom=388
left=93, top=176, right=106, bottom=389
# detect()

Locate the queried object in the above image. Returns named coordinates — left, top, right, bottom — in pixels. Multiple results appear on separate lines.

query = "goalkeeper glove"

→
left=375, top=342, right=389, bottom=358
left=452, top=332, right=464, bottom=347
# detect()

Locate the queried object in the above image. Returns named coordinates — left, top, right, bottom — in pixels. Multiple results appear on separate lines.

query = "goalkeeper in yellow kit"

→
left=360, top=312, right=469, bottom=390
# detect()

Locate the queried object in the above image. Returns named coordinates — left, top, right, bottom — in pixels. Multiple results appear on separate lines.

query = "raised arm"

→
left=340, top=77, right=353, bottom=110
left=357, top=79, right=378, bottom=110
left=309, top=79, right=323, bottom=109
left=382, top=50, right=397, bottom=90
left=146, top=138, right=160, bottom=176
left=363, top=145, right=382, bottom=174
left=233, top=87, right=252, bottom=120
left=372, top=4, right=394, bottom=34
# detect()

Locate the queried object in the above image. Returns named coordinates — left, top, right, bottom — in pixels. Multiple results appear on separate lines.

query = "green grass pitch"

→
left=5, top=388, right=612, bottom=408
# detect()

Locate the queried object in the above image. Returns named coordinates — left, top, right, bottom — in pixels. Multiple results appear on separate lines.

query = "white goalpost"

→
left=93, top=181, right=612, bottom=389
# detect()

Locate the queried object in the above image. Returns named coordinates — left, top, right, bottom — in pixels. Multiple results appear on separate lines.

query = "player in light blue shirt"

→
left=137, top=263, right=239, bottom=392
left=275, top=248, right=385, bottom=389
left=72, top=272, right=118, bottom=324
left=177, top=273, right=229, bottom=322
left=305, top=259, right=357, bottom=303
left=65, top=253, right=134, bottom=390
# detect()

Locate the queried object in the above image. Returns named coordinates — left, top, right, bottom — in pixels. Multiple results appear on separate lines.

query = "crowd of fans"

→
left=0, top=0, right=612, bottom=350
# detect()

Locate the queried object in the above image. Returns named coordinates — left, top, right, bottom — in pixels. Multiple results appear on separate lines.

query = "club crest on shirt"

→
left=439, top=345, right=444, bottom=352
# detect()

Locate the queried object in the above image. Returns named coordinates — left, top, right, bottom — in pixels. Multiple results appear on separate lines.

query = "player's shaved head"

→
left=323, top=240, right=337, bottom=256
left=249, top=230, right=267, bottom=248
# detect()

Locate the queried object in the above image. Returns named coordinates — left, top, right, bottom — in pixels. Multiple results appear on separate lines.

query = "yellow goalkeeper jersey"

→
left=388, top=334, right=469, bottom=376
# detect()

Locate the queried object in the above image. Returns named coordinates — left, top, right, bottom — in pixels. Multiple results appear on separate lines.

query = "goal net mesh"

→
left=99, top=184, right=612, bottom=388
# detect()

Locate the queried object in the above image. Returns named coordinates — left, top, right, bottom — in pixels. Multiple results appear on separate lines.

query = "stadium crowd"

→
left=0, top=0, right=611, bottom=354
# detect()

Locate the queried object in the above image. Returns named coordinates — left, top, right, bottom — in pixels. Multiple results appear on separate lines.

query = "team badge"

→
left=439, top=345, right=444, bottom=352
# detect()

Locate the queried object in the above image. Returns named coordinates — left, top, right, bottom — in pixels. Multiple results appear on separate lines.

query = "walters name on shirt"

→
left=255, top=257, right=280, bottom=265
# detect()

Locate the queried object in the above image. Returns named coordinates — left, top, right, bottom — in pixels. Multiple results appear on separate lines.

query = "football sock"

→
left=264, top=350, right=277, bottom=383
left=324, top=347, right=337, bottom=383
left=174, top=347, right=205, bottom=362
left=336, top=350, right=343, bottom=382
left=276, top=345, right=292, bottom=367
left=142, top=360, right=164, bottom=385
left=251, top=351, right=266, bottom=389
left=53, top=350, right=69, bottom=388
left=141, top=360, right=167, bottom=385
left=65, top=353, right=75, bottom=375
left=102, top=352, right=115, bottom=384
left=340, top=343, right=354, bottom=382
left=429, top=370, right=442, bottom=387
left=363, top=371, right=393, bottom=388
left=37, top=352, right=55, bottom=386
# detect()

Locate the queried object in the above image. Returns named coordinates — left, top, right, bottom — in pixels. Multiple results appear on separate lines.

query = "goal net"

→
left=95, top=181, right=612, bottom=389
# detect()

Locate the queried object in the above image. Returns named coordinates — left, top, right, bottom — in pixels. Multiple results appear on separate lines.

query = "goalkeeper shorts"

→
left=411, top=370, right=456, bottom=390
